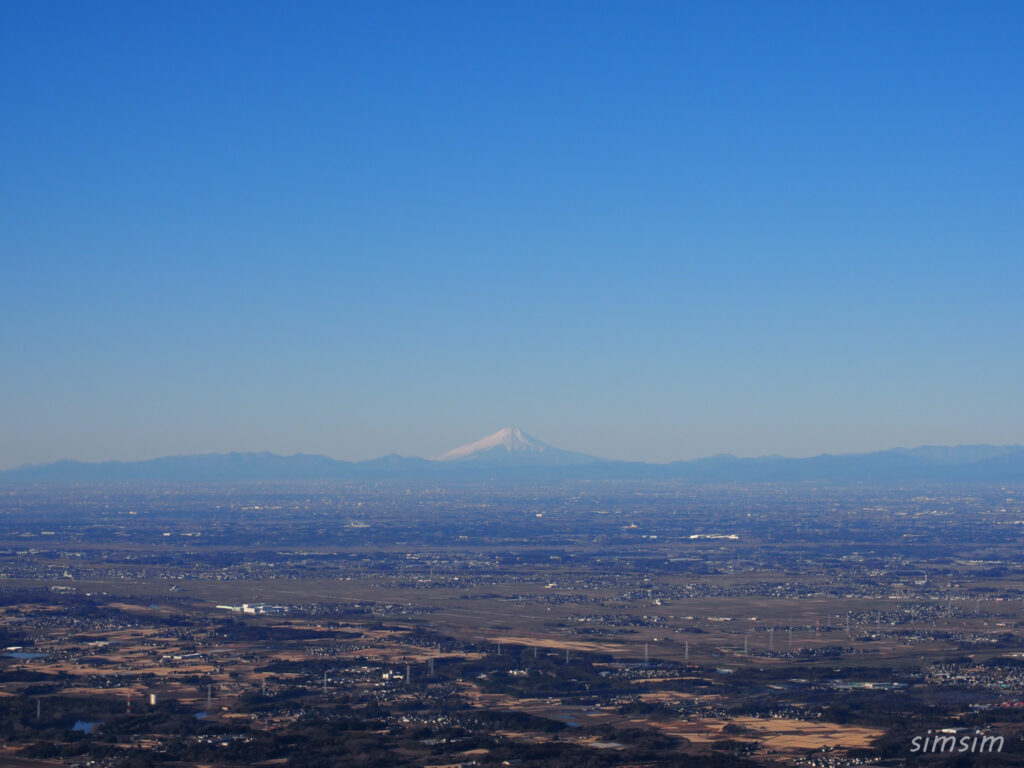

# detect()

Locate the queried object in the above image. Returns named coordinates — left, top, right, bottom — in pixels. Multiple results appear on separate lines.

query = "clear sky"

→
left=2, top=1, right=1022, bottom=468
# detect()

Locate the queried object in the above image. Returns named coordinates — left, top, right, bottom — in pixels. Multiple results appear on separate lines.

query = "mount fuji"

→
left=437, top=427, right=599, bottom=466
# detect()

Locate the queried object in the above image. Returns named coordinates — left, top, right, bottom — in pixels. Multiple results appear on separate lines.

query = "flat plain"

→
left=1, top=482, right=1023, bottom=766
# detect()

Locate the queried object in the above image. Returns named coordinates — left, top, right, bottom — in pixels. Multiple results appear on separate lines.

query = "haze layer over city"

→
left=2, top=2, right=1023, bottom=767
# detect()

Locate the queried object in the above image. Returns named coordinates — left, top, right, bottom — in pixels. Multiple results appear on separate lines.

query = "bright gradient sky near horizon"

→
left=2, top=1, right=1022, bottom=468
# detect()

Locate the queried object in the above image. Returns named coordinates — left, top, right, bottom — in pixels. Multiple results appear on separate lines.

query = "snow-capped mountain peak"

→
left=437, top=427, right=598, bottom=465
left=439, top=427, right=548, bottom=461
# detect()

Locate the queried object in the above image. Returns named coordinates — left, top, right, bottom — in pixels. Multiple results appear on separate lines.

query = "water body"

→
left=6, top=652, right=44, bottom=659
left=72, top=720, right=101, bottom=734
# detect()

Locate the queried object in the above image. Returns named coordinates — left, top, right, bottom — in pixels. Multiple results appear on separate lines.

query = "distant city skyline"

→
left=2, top=1, right=1022, bottom=469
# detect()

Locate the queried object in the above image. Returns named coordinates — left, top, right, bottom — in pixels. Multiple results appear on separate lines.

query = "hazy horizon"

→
left=5, top=425, right=1024, bottom=472
left=3, top=2, right=1022, bottom=469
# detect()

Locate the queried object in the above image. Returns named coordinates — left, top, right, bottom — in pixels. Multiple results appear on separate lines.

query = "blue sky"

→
left=2, top=1, right=1022, bottom=467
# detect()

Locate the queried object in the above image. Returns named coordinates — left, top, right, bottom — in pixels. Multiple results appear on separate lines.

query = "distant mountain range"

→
left=3, top=427, right=1024, bottom=484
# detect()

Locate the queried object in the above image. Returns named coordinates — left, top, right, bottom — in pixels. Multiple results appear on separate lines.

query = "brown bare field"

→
left=653, top=716, right=884, bottom=750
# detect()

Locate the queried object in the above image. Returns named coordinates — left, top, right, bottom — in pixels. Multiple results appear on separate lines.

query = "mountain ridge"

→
left=3, top=431, right=1024, bottom=483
